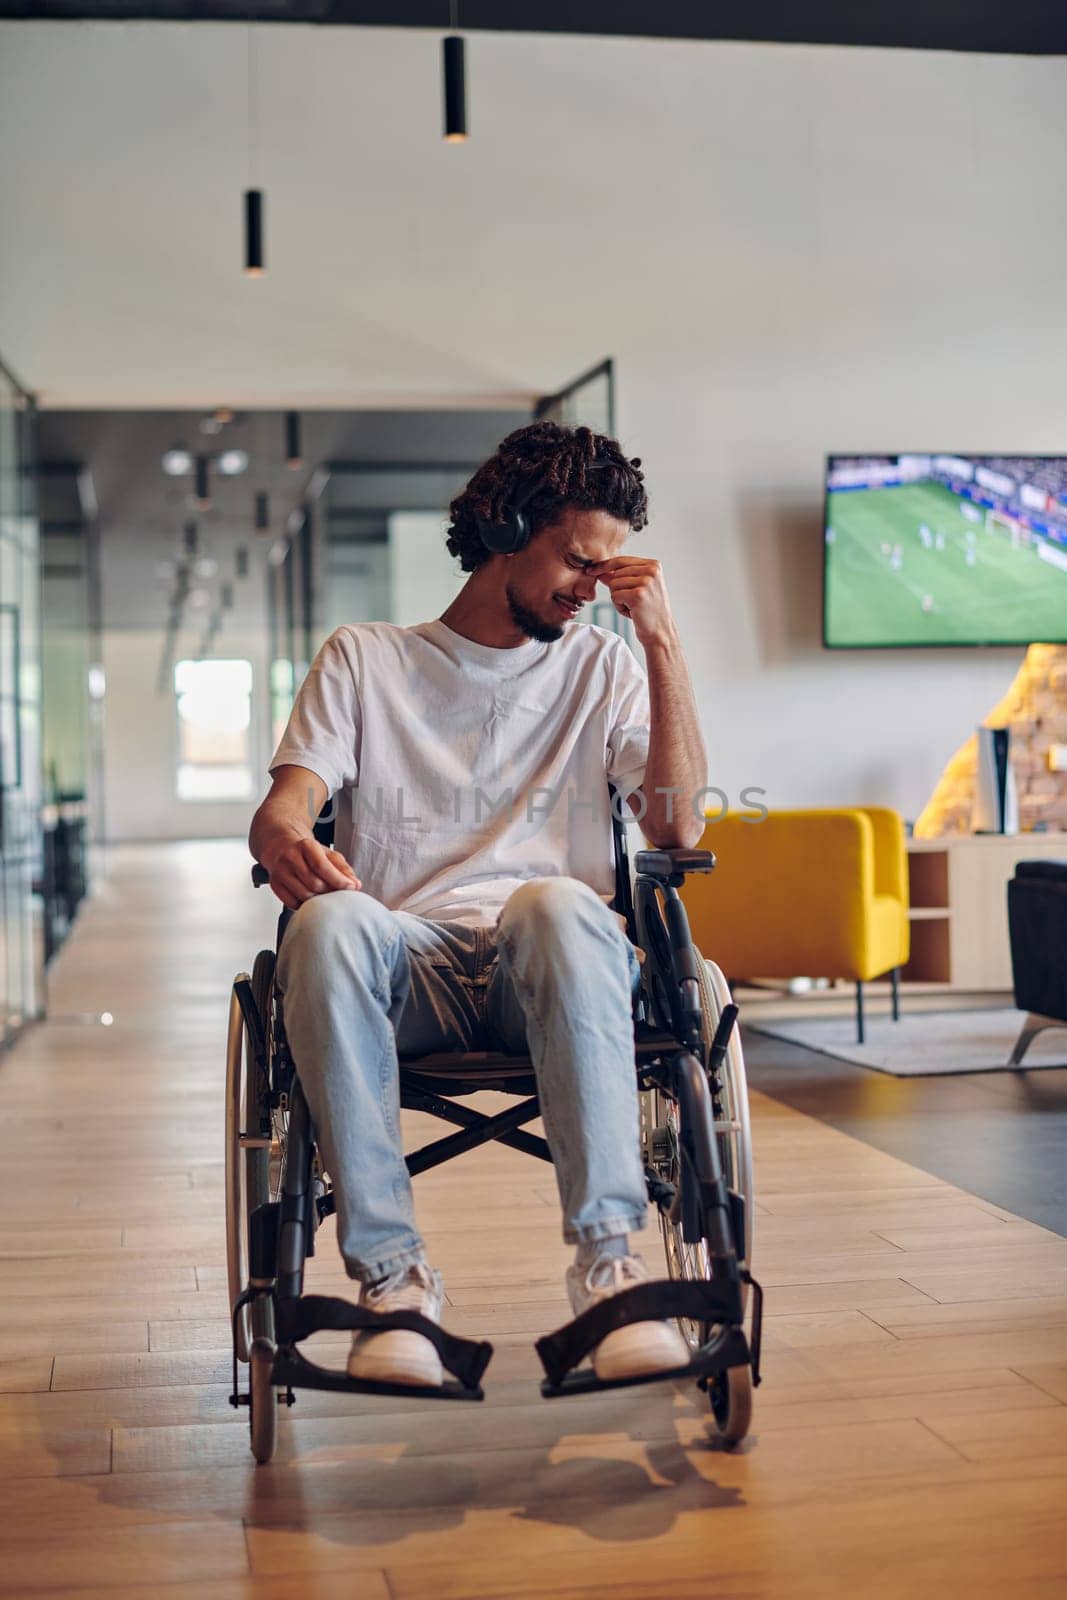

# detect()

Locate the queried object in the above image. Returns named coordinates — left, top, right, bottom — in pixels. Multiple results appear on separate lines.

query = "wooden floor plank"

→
left=0, top=1357, right=53, bottom=1393
left=0, top=1519, right=250, bottom=1594
left=920, top=1405, right=1067, bottom=1463
left=11, top=1580, right=391, bottom=1600
left=1013, top=1363, right=1067, bottom=1403
left=0, top=1427, right=112, bottom=1481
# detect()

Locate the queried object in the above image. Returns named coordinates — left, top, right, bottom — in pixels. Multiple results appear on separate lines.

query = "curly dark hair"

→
left=445, top=420, right=649, bottom=572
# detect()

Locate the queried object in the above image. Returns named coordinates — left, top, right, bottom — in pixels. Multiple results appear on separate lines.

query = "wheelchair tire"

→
left=696, top=955, right=755, bottom=1274
left=244, top=950, right=275, bottom=1215
left=708, top=1363, right=753, bottom=1448
left=644, top=950, right=755, bottom=1311
left=248, top=1336, right=278, bottom=1465
left=225, top=950, right=275, bottom=1365
left=642, top=948, right=756, bottom=1441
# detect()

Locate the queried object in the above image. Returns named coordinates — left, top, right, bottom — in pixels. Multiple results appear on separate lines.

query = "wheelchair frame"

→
left=226, top=787, right=763, bottom=1462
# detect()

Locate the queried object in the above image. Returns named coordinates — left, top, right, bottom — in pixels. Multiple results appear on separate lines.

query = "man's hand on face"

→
left=263, top=837, right=361, bottom=911
left=588, top=556, right=674, bottom=646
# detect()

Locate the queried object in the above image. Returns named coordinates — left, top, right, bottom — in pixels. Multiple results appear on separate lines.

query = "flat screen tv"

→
left=822, top=454, right=1067, bottom=648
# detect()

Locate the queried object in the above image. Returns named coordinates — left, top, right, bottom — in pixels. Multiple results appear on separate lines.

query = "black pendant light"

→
left=255, top=491, right=270, bottom=533
left=442, top=3, right=467, bottom=142
left=244, top=189, right=264, bottom=277
left=285, top=411, right=302, bottom=470
left=243, top=26, right=266, bottom=275
left=195, top=455, right=211, bottom=510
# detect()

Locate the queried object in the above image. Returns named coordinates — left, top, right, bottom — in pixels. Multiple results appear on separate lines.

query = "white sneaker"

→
left=565, top=1252, right=691, bottom=1382
left=347, top=1261, right=445, bottom=1388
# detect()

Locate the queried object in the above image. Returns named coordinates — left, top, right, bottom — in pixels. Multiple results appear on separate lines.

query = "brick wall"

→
left=914, top=645, right=1067, bottom=838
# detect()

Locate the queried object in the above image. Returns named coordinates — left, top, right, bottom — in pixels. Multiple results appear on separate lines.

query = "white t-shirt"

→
left=269, top=617, right=650, bottom=927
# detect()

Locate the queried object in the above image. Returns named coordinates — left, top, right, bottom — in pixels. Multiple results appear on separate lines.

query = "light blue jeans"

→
left=275, top=876, right=648, bottom=1282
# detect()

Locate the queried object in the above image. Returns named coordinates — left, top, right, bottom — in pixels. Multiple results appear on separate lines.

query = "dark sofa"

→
left=1007, top=858, right=1067, bottom=1067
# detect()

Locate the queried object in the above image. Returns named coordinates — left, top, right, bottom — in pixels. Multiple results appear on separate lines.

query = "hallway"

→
left=1, top=842, right=1065, bottom=1597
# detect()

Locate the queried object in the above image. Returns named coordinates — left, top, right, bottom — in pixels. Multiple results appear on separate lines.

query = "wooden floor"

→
left=2, top=841, right=1066, bottom=1599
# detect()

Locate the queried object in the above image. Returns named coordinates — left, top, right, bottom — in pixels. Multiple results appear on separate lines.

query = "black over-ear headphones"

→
left=474, top=459, right=612, bottom=557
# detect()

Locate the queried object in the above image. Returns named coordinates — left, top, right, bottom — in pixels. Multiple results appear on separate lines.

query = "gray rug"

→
left=747, top=1008, right=1067, bottom=1077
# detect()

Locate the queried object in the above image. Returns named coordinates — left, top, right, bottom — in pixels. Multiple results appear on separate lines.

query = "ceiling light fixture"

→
left=217, top=449, right=249, bottom=476
left=244, top=25, right=266, bottom=276
left=195, top=456, right=211, bottom=510
left=162, top=447, right=192, bottom=476
left=285, top=411, right=302, bottom=469
left=442, top=3, right=467, bottom=143
left=255, top=491, right=270, bottom=532
left=245, top=189, right=264, bottom=277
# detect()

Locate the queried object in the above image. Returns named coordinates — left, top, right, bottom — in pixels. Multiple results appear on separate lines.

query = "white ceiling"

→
left=2, top=21, right=1065, bottom=420
left=0, top=19, right=691, bottom=408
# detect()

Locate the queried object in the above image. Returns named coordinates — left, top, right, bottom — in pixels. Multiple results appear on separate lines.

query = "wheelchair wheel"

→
left=697, top=955, right=754, bottom=1274
left=643, top=951, right=754, bottom=1306
left=226, top=950, right=275, bottom=1364
left=641, top=949, right=756, bottom=1441
left=248, top=1336, right=278, bottom=1465
left=708, top=1362, right=753, bottom=1448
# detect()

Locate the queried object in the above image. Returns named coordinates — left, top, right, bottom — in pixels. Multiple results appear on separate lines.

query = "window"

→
left=174, top=658, right=254, bottom=802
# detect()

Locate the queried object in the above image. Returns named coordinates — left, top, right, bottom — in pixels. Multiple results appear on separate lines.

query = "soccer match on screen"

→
left=823, top=454, right=1067, bottom=647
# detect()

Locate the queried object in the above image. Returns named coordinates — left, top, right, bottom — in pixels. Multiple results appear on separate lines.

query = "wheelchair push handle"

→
left=251, top=863, right=270, bottom=887
left=634, top=847, right=715, bottom=884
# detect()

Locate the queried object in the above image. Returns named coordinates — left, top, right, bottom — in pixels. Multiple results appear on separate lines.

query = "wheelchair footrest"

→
left=540, top=1323, right=751, bottom=1399
left=535, top=1277, right=745, bottom=1393
left=274, top=1293, right=493, bottom=1395
left=272, top=1340, right=487, bottom=1402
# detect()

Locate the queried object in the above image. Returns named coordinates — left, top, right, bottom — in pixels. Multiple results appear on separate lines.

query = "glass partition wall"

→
left=0, top=357, right=43, bottom=1042
left=39, top=460, right=100, bottom=958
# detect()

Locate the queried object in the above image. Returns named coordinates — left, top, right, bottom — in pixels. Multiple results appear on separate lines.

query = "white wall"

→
left=5, top=27, right=1067, bottom=821
left=617, top=396, right=1029, bottom=820
left=598, top=46, right=1066, bottom=821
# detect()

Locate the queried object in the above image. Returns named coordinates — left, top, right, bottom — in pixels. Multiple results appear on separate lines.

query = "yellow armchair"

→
left=675, top=808, right=911, bottom=1043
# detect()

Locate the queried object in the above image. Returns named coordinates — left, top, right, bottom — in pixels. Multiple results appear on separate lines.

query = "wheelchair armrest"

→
left=634, top=847, right=715, bottom=881
left=251, top=864, right=270, bottom=887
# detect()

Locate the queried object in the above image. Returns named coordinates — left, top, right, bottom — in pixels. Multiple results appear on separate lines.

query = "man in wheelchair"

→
left=249, top=420, right=708, bottom=1391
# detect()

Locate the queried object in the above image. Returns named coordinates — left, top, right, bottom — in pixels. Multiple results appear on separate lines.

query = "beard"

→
left=505, top=582, right=564, bottom=644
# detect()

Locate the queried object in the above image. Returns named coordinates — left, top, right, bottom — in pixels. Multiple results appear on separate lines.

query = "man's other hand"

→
left=263, top=838, right=361, bottom=911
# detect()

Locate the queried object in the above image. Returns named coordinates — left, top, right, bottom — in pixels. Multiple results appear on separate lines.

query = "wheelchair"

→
left=225, top=786, right=763, bottom=1464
